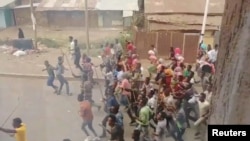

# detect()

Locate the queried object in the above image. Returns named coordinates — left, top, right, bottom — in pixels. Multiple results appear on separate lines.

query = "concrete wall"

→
left=124, top=17, right=132, bottom=27
left=14, top=9, right=126, bottom=28
left=98, top=11, right=123, bottom=28
left=14, top=7, right=47, bottom=26
left=203, top=31, right=216, bottom=47
left=38, top=10, right=98, bottom=27
left=14, top=9, right=98, bottom=27
left=209, top=0, right=250, bottom=125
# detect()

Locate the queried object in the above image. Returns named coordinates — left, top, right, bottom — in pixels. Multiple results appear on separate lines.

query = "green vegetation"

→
left=37, top=37, right=62, bottom=48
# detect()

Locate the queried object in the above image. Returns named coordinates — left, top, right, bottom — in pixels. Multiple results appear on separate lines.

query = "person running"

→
left=78, top=93, right=99, bottom=140
left=0, top=118, right=27, bottom=141
left=55, top=56, right=71, bottom=95
left=42, top=60, right=58, bottom=93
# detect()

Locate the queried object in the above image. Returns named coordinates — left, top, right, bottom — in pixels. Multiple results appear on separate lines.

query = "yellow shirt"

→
left=15, top=123, right=27, bottom=141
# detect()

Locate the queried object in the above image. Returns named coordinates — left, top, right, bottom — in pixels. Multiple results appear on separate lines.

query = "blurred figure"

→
left=18, top=28, right=25, bottom=39
left=114, top=39, right=123, bottom=59
left=69, top=36, right=75, bottom=59
left=73, top=39, right=82, bottom=69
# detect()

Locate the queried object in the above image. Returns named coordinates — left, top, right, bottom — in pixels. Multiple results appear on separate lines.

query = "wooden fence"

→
left=134, top=31, right=199, bottom=63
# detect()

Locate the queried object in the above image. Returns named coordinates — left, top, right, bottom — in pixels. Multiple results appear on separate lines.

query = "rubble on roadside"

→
left=0, top=42, right=49, bottom=57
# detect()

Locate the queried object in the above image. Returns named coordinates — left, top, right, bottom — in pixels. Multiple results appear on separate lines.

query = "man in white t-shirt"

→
left=147, top=89, right=156, bottom=109
left=189, top=93, right=210, bottom=141
left=207, top=44, right=218, bottom=63
left=69, top=36, right=75, bottom=59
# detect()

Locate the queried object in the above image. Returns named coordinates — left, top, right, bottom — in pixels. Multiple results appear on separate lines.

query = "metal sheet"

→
left=12, top=39, right=34, bottom=50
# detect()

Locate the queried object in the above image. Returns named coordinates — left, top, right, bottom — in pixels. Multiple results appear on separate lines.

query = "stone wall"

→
left=209, top=0, right=250, bottom=125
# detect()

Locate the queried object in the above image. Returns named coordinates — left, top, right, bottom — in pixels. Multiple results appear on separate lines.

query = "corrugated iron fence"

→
left=135, top=31, right=199, bottom=63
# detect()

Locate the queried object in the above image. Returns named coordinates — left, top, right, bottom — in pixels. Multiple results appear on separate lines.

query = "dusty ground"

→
left=0, top=46, right=155, bottom=79
left=0, top=26, right=122, bottom=44
left=0, top=26, right=125, bottom=78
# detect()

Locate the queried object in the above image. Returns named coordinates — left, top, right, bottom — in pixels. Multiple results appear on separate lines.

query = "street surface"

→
left=0, top=77, right=197, bottom=141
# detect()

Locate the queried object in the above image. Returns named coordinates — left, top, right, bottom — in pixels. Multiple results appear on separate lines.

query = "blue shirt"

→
left=115, top=112, right=124, bottom=127
left=107, top=95, right=119, bottom=108
left=104, top=95, right=119, bottom=113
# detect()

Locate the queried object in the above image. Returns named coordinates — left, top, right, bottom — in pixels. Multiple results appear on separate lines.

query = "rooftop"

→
left=36, top=0, right=97, bottom=11
left=0, top=0, right=15, bottom=7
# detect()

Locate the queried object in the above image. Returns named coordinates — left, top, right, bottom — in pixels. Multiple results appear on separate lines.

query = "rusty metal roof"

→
left=36, top=0, right=97, bottom=11
left=145, top=0, right=225, bottom=14
left=147, top=14, right=222, bottom=26
left=96, top=0, right=139, bottom=11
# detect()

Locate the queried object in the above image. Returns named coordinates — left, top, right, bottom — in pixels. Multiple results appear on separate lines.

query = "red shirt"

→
left=126, top=57, right=133, bottom=67
left=127, top=43, right=133, bottom=51
left=165, top=76, right=172, bottom=87
left=105, top=47, right=111, bottom=56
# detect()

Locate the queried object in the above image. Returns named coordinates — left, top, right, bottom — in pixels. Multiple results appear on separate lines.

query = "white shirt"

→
left=207, top=49, right=218, bottom=62
left=198, top=100, right=210, bottom=118
left=142, top=83, right=153, bottom=95
left=204, top=91, right=212, bottom=103
left=104, top=71, right=114, bottom=86
left=155, top=119, right=166, bottom=141
left=147, top=95, right=156, bottom=109
left=117, top=71, right=124, bottom=82
left=166, top=95, right=177, bottom=106
left=188, top=96, right=210, bottom=118
left=70, top=41, right=75, bottom=53
left=110, top=48, right=115, bottom=55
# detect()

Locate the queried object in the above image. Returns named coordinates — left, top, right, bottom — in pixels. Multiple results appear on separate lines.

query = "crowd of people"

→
left=71, top=37, right=218, bottom=141
left=0, top=35, right=218, bottom=141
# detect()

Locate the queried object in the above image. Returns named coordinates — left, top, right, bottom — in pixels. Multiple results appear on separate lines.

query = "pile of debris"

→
left=0, top=43, right=48, bottom=57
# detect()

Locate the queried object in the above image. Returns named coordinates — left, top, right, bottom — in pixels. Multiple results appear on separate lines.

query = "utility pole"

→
left=30, top=0, right=37, bottom=49
left=199, top=0, right=210, bottom=44
left=85, top=0, right=90, bottom=54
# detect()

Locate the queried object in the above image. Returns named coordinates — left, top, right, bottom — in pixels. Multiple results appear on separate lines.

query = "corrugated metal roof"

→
left=95, top=0, right=139, bottom=11
left=145, top=0, right=225, bottom=14
left=149, top=22, right=219, bottom=31
left=0, top=0, right=15, bottom=7
left=147, top=14, right=222, bottom=26
left=36, top=0, right=97, bottom=11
